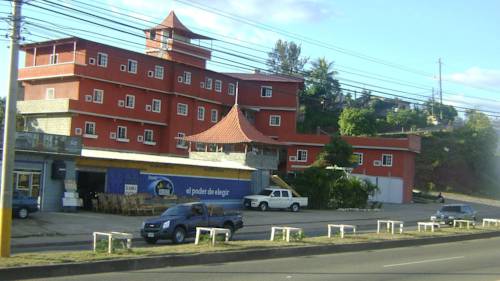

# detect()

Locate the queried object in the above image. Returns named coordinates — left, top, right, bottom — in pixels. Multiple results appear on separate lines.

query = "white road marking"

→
left=383, top=256, right=465, bottom=268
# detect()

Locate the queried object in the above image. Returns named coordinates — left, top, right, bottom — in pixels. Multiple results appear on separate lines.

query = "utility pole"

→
left=431, top=88, right=435, bottom=116
left=438, top=58, right=443, bottom=104
left=0, top=0, right=22, bottom=258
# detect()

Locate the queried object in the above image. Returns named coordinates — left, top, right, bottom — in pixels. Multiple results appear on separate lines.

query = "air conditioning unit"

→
left=373, top=160, right=382, bottom=167
left=120, top=64, right=126, bottom=71
left=289, top=156, right=297, bottom=161
left=145, top=104, right=152, bottom=112
left=84, top=95, right=92, bottom=102
left=88, top=57, right=95, bottom=65
left=200, top=82, right=205, bottom=88
left=177, top=76, right=183, bottom=83
left=118, top=100, right=125, bottom=107
left=147, top=70, right=154, bottom=77
left=137, top=135, right=144, bottom=142
left=74, top=128, right=82, bottom=135
left=109, top=132, right=116, bottom=139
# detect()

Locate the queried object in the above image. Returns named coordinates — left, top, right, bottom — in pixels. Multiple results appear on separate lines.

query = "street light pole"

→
left=0, top=0, right=22, bottom=258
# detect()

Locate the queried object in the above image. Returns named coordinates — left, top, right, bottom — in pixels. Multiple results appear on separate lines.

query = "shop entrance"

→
left=77, top=171, right=106, bottom=210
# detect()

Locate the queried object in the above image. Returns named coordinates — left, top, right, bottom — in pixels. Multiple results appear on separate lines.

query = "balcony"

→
left=10, top=131, right=82, bottom=155
left=17, top=99, right=71, bottom=114
left=189, top=151, right=278, bottom=170
left=18, top=63, right=80, bottom=81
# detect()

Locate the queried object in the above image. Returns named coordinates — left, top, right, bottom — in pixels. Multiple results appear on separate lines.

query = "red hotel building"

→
left=17, top=12, right=419, bottom=204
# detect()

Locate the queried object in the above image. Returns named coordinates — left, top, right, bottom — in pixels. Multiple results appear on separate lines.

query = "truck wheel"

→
left=223, top=223, right=234, bottom=240
left=172, top=227, right=186, bottom=244
left=17, top=208, right=29, bottom=219
left=259, top=202, right=268, bottom=212
left=145, top=237, right=158, bottom=244
left=291, top=203, right=300, bottom=212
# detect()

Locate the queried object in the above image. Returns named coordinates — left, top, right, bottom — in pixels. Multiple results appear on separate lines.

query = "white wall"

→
left=353, top=174, right=404, bottom=204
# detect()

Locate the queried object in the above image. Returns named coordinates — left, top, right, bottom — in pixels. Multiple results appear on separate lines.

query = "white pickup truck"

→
left=243, top=188, right=308, bottom=212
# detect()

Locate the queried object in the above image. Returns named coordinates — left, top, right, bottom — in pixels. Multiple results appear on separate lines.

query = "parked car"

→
left=140, top=202, right=243, bottom=244
left=12, top=191, right=39, bottom=219
left=243, top=188, right=308, bottom=212
left=430, top=204, right=477, bottom=225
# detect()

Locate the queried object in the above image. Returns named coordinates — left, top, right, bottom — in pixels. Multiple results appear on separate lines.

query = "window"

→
left=183, top=71, right=192, bottom=85
left=144, top=129, right=154, bottom=143
left=13, top=171, right=41, bottom=198
left=176, top=132, right=187, bottom=149
left=272, top=190, right=280, bottom=197
left=84, top=121, right=96, bottom=136
left=261, top=86, right=272, bottom=98
left=154, top=65, right=164, bottom=79
left=125, top=95, right=135, bottom=109
left=149, top=30, right=156, bottom=40
left=205, top=77, right=212, bottom=90
left=45, top=88, right=55, bottom=99
left=281, top=190, right=289, bottom=197
left=211, top=109, right=218, bottom=123
left=92, top=89, right=103, bottom=104
left=97, top=52, right=108, bottom=67
left=297, top=150, right=308, bottom=162
left=117, top=126, right=128, bottom=141
left=269, top=115, right=281, bottom=126
left=197, top=106, right=205, bottom=121
left=152, top=99, right=161, bottom=113
left=127, top=59, right=137, bottom=74
left=177, top=103, right=188, bottom=116
left=354, top=152, right=364, bottom=166
left=382, top=154, right=393, bottom=167
left=49, top=54, right=58, bottom=64
left=228, top=83, right=235, bottom=95
left=161, top=30, right=169, bottom=49
left=120, top=64, right=126, bottom=72
left=195, top=142, right=205, bottom=151
left=215, top=80, right=222, bottom=92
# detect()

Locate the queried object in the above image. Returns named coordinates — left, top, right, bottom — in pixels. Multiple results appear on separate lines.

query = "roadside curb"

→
left=3, top=231, right=500, bottom=280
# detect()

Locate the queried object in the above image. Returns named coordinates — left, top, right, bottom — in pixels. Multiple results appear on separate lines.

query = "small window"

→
left=117, top=126, right=127, bottom=140
left=183, top=71, right=192, bottom=85
left=49, top=54, right=58, bottom=64
left=97, top=52, right=108, bottom=67
left=354, top=152, right=363, bottom=166
left=205, top=78, right=212, bottom=90
left=382, top=154, right=393, bottom=167
left=215, top=80, right=222, bottom=93
left=228, top=83, right=235, bottom=95
left=297, top=150, right=308, bottom=162
left=210, top=109, right=218, bottom=123
left=144, top=129, right=154, bottom=143
left=84, top=122, right=96, bottom=135
left=261, top=86, right=272, bottom=98
left=176, top=132, right=187, bottom=149
left=88, top=57, right=95, bottom=65
left=272, top=191, right=280, bottom=197
left=45, top=88, right=55, bottom=99
left=149, top=30, right=156, bottom=40
left=154, top=65, right=164, bottom=79
left=281, top=190, right=290, bottom=197
left=177, top=103, right=188, bottom=116
left=125, top=95, right=135, bottom=109
left=195, top=142, right=205, bottom=151
left=269, top=115, right=281, bottom=126
left=147, top=70, right=154, bottom=77
left=197, top=106, right=205, bottom=121
left=120, top=64, right=126, bottom=72
left=152, top=99, right=161, bottom=113
left=93, top=89, right=103, bottom=104
left=127, top=59, right=137, bottom=74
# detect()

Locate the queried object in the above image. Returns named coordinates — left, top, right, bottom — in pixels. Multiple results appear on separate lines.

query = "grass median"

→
left=0, top=226, right=496, bottom=268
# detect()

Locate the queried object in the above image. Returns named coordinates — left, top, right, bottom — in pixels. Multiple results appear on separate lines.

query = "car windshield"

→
left=161, top=205, right=190, bottom=216
left=440, top=206, right=462, bottom=212
left=259, top=189, right=273, bottom=196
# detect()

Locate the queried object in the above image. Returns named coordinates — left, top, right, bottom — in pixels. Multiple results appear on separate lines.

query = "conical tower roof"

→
left=151, top=11, right=212, bottom=40
left=184, top=105, right=282, bottom=145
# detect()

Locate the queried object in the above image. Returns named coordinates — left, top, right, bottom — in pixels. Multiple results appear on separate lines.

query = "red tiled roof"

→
left=224, top=73, right=304, bottom=83
left=151, top=11, right=212, bottom=40
left=184, top=105, right=282, bottom=145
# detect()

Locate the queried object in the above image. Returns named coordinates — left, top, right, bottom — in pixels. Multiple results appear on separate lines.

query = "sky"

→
left=1, top=0, right=499, bottom=118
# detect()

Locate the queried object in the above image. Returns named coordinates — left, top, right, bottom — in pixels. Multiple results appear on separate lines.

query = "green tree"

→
left=425, top=101, right=458, bottom=125
left=267, top=40, right=308, bottom=75
left=386, top=108, right=427, bottom=131
left=315, top=133, right=354, bottom=168
left=338, top=107, right=378, bottom=136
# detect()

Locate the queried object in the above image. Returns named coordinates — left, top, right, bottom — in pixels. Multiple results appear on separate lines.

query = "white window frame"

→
left=45, top=88, right=55, bottom=100
left=144, top=129, right=155, bottom=145
left=49, top=53, right=58, bottom=65
left=83, top=121, right=96, bottom=137
left=261, top=86, right=272, bottom=98
left=354, top=152, right=364, bottom=166
left=127, top=59, right=138, bottom=74
left=125, top=95, right=135, bottom=109
left=183, top=71, right=192, bottom=85
left=116, top=126, right=129, bottom=142
left=176, top=132, right=187, bottom=149
left=154, top=65, right=164, bottom=79
left=152, top=99, right=161, bottom=113
left=197, top=106, right=205, bottom=121
left=205, top=77, right=212, bottom=90
left=269, top=115, right=281, bottom=127
left=228, top=83, right=235, bottom=95
left=297, top=149, right=308, bottom=162
left=92, top=89, right=103, bottom=104
left=215, top=80, right=222, bottom=93
left=97, top=52, right=108, bottom=67
left=382, top=154, right=393, bottom=167
left=210, top=109, right=218, bottom=123
left=177, top=103, right=188, bottom=116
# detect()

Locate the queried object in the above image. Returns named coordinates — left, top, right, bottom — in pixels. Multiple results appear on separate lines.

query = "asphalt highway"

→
left=24, top=236, right=500, bottom=281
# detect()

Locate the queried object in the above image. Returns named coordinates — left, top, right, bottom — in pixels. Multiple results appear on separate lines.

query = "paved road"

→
left=24, top=237, right=500, bottom=281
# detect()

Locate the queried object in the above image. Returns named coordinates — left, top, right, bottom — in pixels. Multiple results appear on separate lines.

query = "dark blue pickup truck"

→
left=140, top=202, right=243, bottom=244
left=13, top=191, right=38, bottom=219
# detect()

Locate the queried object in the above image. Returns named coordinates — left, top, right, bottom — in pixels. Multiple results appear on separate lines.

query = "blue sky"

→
left=1, top=0, right=499, bottom=117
